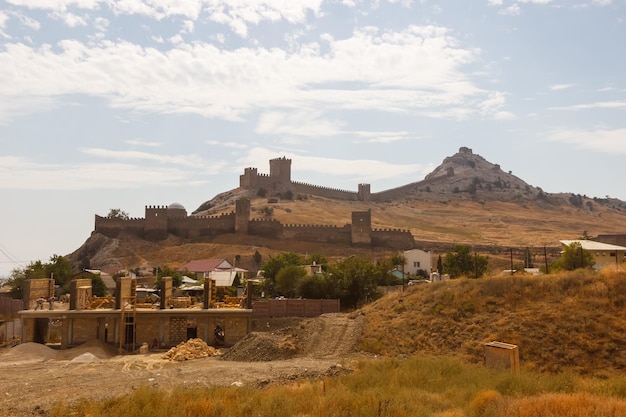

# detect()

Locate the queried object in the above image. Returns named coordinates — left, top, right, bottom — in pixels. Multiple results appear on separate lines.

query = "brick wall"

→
left=252, top=299, right=340, bottom=318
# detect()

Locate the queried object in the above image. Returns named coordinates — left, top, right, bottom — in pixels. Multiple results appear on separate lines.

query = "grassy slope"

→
left=359, top=268, right=626, bottom=375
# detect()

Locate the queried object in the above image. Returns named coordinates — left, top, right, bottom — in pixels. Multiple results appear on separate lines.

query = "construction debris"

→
left=162, top=338, right=221, bottom=361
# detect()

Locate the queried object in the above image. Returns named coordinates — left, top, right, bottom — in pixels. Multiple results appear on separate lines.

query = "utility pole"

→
left=510, top=248, right=514, bottom=275
left=544, top=245, right=549, bottom=274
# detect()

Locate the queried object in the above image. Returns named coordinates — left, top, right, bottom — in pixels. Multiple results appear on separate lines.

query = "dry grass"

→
left=50, top=356, right=626, bottom=417
left=359, top=268, right=626, bottom=375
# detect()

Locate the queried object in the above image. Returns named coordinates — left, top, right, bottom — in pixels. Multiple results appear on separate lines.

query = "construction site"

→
left=18, top=276, right=253, bottom=352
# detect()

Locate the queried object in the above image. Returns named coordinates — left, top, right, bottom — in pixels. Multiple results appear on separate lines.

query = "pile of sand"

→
left=221, top=332, right=299, bottom=362
left=55, top=339, right=119, bottom=361
left=0, top=342, right=58, bottom=363
left=162, top=338, right=221, bottom=361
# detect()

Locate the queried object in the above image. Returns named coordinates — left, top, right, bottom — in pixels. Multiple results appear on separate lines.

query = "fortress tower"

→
left=145, top=206, right=169, bottom=240
left=239, top=167, right=258, bottom=188
left=351, top=209, right=372, bottom=246
left=235, top=198, right=251, bottom=234
left=269, top=157, right=291, bottom=184
left=358, top=183, right=371, bottom=202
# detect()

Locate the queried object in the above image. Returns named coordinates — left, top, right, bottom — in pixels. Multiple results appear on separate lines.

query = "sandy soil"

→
left=0, top=313, right=365, bottom=417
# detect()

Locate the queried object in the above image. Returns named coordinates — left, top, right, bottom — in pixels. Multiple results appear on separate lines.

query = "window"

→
left=610, top=252, right=616, bottom=257
left=413, top=261, right=420, bottom=268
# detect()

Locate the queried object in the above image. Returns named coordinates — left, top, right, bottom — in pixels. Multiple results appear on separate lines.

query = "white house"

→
left=560, top=240, right=626, bottom=270
left=403, top=249, right=432, bottom=276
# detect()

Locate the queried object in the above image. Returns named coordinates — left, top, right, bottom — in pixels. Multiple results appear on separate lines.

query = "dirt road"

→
left=0, top=313, right=365, bottom=417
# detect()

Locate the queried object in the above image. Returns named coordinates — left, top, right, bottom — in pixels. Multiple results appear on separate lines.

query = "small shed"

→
left=484, top=341, right=520, bottom=372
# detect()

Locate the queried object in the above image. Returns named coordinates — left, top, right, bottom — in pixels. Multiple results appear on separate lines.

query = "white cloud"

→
left=487, top=0, right=503, bottom=5
left=592, top=0, right=612, bottom=6
left=0, top=156, right=202, bottom=190
left=50, top=11, right=88, bottom=27
left=206, top=140, right=247, bottom=149
left=256, top=111, right=345, bottom=136
left=18, top=13, right=41, bottom=30
left=125, top=139, right=162, bottom=147
left=499, top=4, right=521, bottom=15
left=548, top=128, right=626, bottom=155
left=81, top=148, right=208, bottom=168
left=550, top=101, right=626, bottom=111
left=549, top=83, right=576, bottom=91
left=0, top=24, right=497, bottom=124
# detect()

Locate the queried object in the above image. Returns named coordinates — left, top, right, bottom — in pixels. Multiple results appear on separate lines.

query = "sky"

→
left=1, top=0, right=625, bottom=278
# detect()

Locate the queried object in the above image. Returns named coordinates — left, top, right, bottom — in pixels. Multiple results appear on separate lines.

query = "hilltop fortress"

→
left=94, top=149, right=534, bottom=250
left=94, top=156, right=417, bottom=249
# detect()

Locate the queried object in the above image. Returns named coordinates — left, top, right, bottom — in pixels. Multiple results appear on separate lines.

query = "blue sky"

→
left=1, top=0, right=625, bottom=278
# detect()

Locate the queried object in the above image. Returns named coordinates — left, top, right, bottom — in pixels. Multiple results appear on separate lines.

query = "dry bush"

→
left=497, top=393, right=626, bottom=417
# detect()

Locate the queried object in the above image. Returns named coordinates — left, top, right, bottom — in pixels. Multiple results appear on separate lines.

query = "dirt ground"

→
left=0, top=313, right=366, bottom=417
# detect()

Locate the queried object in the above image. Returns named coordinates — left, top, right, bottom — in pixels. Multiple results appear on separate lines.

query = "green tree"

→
left=106, top=208, right=130, bottom=219
left=90, top=274, right=108, bottom=297
left=275, top=265, right=307, bottom=298
left=45, top=254, right=73, bottom=288
left=443, top=245, right=488, bottom=278
left=154, top=265, right=184, bottom=288
left=297, top=275, right=330, bottom=299
left=553, top=242, right=595, bottom=271
left=6, top=267, right=27, bottom=299
left=326, top=256, right=381, bottom=309
left=260, top=252, right=305, bottom=297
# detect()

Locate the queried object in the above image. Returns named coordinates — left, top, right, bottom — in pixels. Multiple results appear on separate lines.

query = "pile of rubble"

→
left=161, top=338, right=221, bottom=361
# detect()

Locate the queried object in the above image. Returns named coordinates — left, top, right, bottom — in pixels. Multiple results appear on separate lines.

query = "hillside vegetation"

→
left=360, top=268, right=626, bottom=375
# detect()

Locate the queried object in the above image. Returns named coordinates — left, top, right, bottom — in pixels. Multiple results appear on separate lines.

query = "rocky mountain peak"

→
left=417, top=147, right=540, bottom=202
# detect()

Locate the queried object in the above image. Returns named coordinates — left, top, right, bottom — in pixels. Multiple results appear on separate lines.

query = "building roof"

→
left=179, top=259, right=233, bottom=273
left=560, top=240, right=626, bottom=251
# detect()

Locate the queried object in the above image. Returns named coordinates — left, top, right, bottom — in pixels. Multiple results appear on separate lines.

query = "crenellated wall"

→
left=372, top=228, right=415, bottom=250
left=95, top=202, right=415, bottom=250
left=291, top=181, right=358, bottom=200
left=248, top=218, right=283, bottom=239
left=282, top=224, right=352, bottom=244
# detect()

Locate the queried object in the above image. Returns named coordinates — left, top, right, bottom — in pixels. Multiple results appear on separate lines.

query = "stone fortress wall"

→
left=94, top=157, right=417, bottom=250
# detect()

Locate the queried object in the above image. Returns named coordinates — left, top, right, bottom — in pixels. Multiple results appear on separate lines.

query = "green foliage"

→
left=106, top=208, right=130, bottom=220
left=6, top=267, right=27, bottom=299
left=260, top=252, right=306, bottom=296
left=297, top=275, right=331, bottom=299
left=326, top=256, right=381, bottom=309
left=6, top=255, right=73, bottom=298
left=443, top=245, right=488, bottom=278
left=275, top=265, right=307, bottom=298
left=90, top=274, right=108, bottom=297
left=553, top=242, right=595, bottom=271
left=154, top=265, right=185, bottom=288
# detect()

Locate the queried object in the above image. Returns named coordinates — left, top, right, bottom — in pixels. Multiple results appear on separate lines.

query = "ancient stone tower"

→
left=145, top=206, right=169, bottom=240
left=358, top=183, right=371, bottom=202
left=235, top=198, right=251, bottom=234
left=351, top=209, right=372, bottom=246
left=269, top=157, right=291, bottom=184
